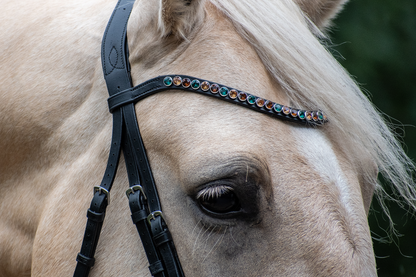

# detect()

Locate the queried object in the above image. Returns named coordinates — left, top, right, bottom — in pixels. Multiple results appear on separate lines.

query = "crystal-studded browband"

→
left=107, top=75, right=328, bottom=125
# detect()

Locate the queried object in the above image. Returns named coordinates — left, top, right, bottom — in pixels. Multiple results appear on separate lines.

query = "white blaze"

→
left=292, top=127, right=353, bottom=215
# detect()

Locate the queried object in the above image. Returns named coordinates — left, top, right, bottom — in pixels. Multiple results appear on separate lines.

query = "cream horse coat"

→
left=1, top=0, right=414, bottom=276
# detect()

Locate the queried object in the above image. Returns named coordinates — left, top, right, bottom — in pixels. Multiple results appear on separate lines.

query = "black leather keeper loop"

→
left=153, top=230, right=172, bottom=247
left=87, top=209, right=105, bottom=223
left=76, top=253, right=95, bottom=268
left=131, top=209, right=148, bottom=224
left=149, top=260, right=165, bottom=276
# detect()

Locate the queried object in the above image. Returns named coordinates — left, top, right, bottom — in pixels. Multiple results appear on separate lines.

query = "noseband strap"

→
left=74, top=0, right=327, bottom=276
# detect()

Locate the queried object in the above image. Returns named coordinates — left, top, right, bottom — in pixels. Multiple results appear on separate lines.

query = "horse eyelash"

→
left=196, top=185, right=234, bottom=201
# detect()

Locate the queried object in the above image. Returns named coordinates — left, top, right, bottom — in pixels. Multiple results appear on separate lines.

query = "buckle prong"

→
left=126, top=184, right=147, bottom=200
left=147, top=211, right=165, bottom=226
left=93, top=186, right=110, bottom=205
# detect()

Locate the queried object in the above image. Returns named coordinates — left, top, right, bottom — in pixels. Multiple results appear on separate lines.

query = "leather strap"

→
left=122, top=123, right=166, bottom=277
left=122, top=103, right=164, bottom=212
left=74, top=109, right=123, bottom=276
left=107, top=75, right=326, bottom=125
left=149, top=217, right=184, bottom=277
left=107, top=76, right=165, bottom=111
left=101, top=0, right=134, bottom=94
left=75, top=0, right=185, bottom=276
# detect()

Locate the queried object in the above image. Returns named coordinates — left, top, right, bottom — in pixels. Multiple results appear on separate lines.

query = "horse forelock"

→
left=208, top=0, right=416, bottom=217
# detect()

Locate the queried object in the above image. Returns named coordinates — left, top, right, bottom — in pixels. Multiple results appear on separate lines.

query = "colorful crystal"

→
left=210, top=84, right=219, bottom=93
left=312, top=112, right=319, bottom=121
left=317, top=111, right=324, bottom=121
left=265, top=100, right=274, bottom=110
left=229, top=89, right=238, bottom=99
left=282, top=106, right=291, bottom=115
left=298, top=110, right=306, bottom=120
left=173, top=76, right=182, bottom=86
left=256, top=98, right=265, bottom=108
left=182, top=78, right=191, bottom=88
left=291, top=109, right=298, bottom=117
left=247, top=95, right=256, bottom=105
left=219, top=87, right=229, bottom=97
left=274, top=104, right=283, bottom=113
left=201, top=81, right=210, bottom=91
left=238, top=92, right=248, bottom=101
left=191, top=79, right=200, bottom=89
left=163, top=76, right=173, bottom=86
left=305, top=111, right=313, bottom=121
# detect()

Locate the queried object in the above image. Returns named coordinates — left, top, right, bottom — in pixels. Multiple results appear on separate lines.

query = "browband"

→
left=108, top=75, right=328, bottom=125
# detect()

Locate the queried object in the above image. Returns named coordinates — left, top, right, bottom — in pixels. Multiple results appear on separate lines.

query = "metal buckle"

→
left=147, top=211, right=165, bottom=226
left=125, top=184, right=147, bottom=200
left=93, top=186, right=110, bottom=205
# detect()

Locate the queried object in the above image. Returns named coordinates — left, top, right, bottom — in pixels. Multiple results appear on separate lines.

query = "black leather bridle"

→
left=73, top=0, right=327, bottom=276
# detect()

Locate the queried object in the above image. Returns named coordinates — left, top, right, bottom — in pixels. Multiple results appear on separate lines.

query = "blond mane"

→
left=207, top=0, right=416, bottom=217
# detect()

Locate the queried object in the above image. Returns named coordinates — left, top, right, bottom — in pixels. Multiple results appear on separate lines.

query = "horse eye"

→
left=198, top=190, right=241, bottom=214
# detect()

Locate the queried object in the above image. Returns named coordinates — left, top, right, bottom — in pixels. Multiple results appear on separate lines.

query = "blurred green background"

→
left=331, top=0, right=416, bottom=276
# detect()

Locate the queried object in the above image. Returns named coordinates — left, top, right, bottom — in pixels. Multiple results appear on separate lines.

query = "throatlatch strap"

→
left=74, top=109, right=123, bottom=277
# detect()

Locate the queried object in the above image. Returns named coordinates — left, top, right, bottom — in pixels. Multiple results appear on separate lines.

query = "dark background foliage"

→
left=331, top=0, right=416, bottom=276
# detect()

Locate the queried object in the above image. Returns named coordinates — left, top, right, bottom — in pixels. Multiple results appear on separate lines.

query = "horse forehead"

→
left=137, top=91, right=278, bottom=155
left=291, top=127, right=360, bottom=214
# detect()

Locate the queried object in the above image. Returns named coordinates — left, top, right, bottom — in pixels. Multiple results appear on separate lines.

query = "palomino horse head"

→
left=0, top=0, right=415, bottom=276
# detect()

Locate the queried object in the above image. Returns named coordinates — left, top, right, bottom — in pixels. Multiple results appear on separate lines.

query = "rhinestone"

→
left=305, top=111, right=313, bottom=121
left=256, top=98, right=265, bottom=108
left=201, top=81, right=210, bottom=91
left=291, top=109, right=298, bottom=117
left=219, top=87, right=229, bottom=97
left=163, top=76, right=173, bottom=86
left=229, top=89, right=238, bottom=99
left=238, top=92, right=248, bottom=101
left=210, top=84, right=219, bottom=93
left=282, top=106, right=291, bottom=115
left=317, top=111, right=324, bottom=121
left=274, top=104, right=283, bottom=113
left=265, top=100, right=274, bottom=110
left=323, top=114, right=328, bottom=122
left=173, top=76, right=182, bottom=86
left=182, top=78, right=191, bottom=88
left=298, top=110, right=306, bottom=120
left=247, top=95, right=256, bottom=105
left=191, top=79, right=200, bottom=89
left=312, top=112, right=319, bottom=121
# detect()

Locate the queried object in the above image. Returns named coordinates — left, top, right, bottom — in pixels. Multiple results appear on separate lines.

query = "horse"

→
left=1, top=0, right=415, bottom=276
